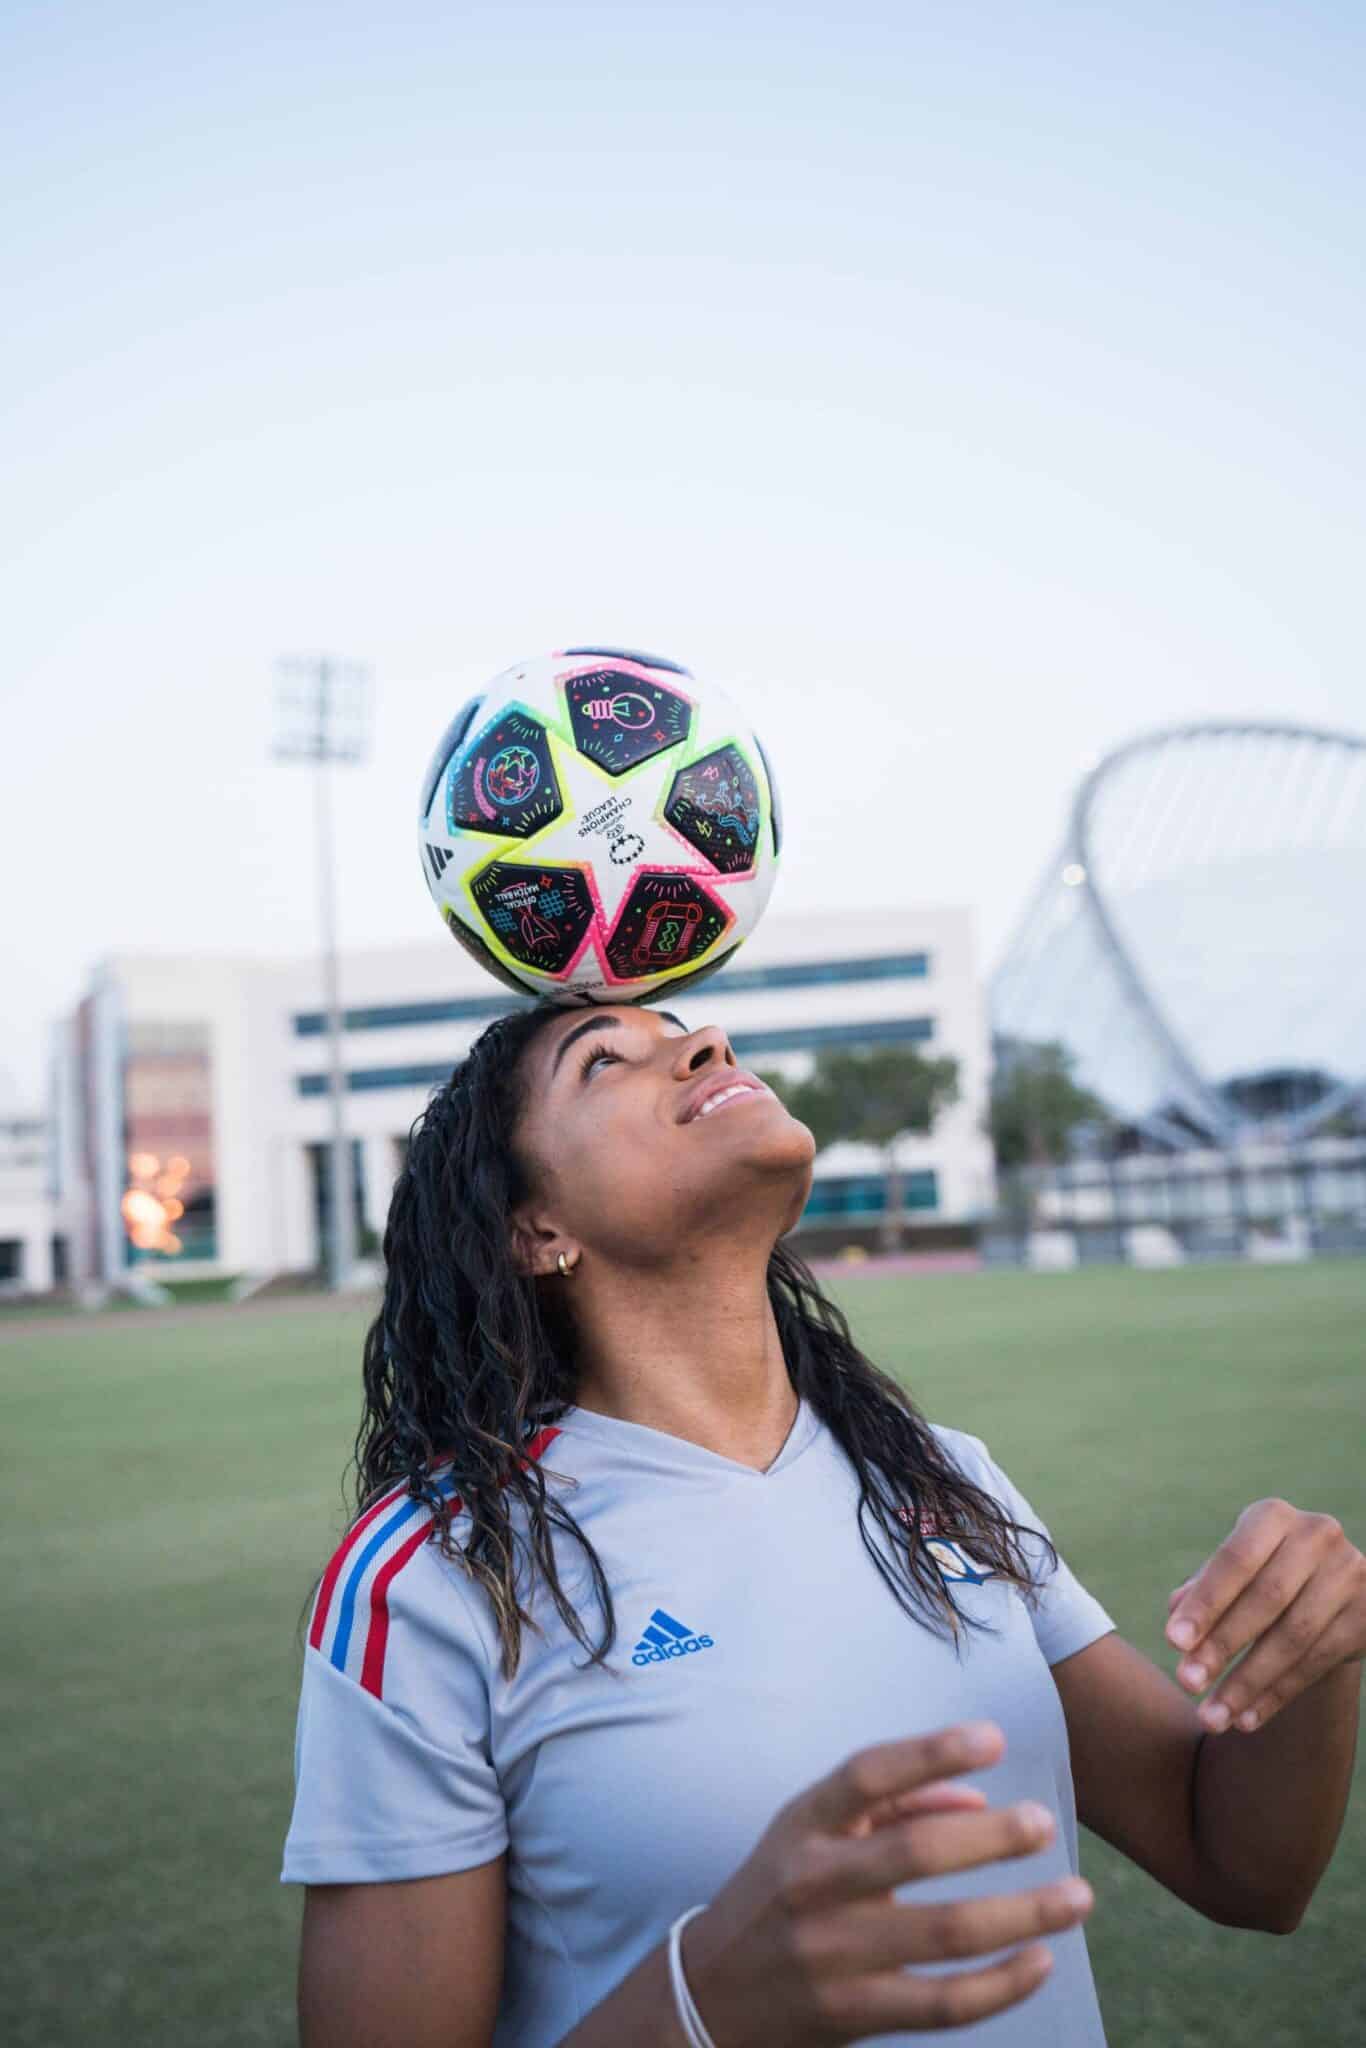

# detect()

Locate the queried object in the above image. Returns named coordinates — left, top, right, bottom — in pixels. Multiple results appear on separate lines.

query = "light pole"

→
left=274, top=656, right=373, bottom=1292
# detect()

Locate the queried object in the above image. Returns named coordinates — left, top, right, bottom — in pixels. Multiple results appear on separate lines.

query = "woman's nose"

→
left=676, top=1024, right=734, bottom=1074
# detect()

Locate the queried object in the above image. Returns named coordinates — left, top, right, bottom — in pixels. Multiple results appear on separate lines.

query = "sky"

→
left=3, top=1, right=1363, bottom=1104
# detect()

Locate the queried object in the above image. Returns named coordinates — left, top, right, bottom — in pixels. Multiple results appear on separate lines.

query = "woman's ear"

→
left=509, top=1202, right=576, bottom=1280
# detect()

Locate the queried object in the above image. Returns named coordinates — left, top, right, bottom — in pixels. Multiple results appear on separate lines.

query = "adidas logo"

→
left=631, top=1606, right=715, bottom=1667
left=424, top=843, right=453, bottom=880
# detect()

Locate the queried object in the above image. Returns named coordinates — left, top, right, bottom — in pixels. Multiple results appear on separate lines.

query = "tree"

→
left=988, top=1038, right=1109, bottom=1171
left=760, top=1046, right=960, bottom=1249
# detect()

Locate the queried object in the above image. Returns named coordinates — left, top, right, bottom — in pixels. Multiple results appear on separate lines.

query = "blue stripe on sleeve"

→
left=330, top=1477, right=459, bottom=1674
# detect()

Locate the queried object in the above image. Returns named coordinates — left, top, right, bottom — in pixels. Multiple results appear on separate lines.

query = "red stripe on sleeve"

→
left=360, top=1512, right=446, bottom=1697
left=521, top=1425, right=562, bottom=1467
left=308, top=1481, right=410, bottom=1651
left=358, top=1426, right=562, bottom=1700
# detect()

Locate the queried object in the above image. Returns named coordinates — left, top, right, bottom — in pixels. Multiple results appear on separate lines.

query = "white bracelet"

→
left=667, top=1903, right=718, bottom=2048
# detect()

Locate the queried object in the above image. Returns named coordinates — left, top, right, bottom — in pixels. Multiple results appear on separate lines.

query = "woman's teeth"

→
left=698, top=1085, right=756, bottom=1118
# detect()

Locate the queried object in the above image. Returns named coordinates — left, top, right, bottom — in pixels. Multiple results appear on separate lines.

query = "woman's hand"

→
left=1166, top=1498, right=1366, bottom=1734
left=679, top=1720, right=1091, bottom=2045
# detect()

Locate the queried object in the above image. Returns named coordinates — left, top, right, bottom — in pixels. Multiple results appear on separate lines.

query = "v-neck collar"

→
left=555, top=1393, right=821, bottom=1480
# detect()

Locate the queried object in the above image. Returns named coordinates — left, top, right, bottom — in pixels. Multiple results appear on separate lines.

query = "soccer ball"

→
left=418, top=647, right=782, bottom=1003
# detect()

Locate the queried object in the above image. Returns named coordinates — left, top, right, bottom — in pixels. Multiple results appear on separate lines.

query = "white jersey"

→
left=282, top=1399, right=1115, bottom=2045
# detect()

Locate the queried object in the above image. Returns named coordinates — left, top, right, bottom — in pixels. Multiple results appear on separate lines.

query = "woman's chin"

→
left=769, top=1108, right=818, bottom=1170
left=723, top=1100, right=817, bottom=1174
left=736, top=1116, right=818, bottom=1190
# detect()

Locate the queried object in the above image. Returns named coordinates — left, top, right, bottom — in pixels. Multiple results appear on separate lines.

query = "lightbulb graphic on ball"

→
left=417, top=648, right=782, bottom=1002
left=581, top=690, right=655, bottom=729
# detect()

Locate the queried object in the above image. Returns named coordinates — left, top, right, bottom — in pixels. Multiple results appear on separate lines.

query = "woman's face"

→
left=512, top=1005, right=816, bottom=1269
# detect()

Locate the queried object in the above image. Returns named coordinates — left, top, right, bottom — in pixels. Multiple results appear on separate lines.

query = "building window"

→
left=718, top=951, right=929, bottom=993
left=294, top=1016, right=935, bottom=1098
left=298, top=1064, right=456, bottom=1097
left=288, top=952, right=933, bottom=1037
left=306, top=1140, right=369, bottom=1268
left=293, top=994, right=525, bottom=1036
left=0, top=1239, right=23, bottom=1283
left=731, top=1017, right=934, bottom=1057
left=802, top=1172, right=939, bottom=1218
left=120, top=1021, right=217, bottom=1263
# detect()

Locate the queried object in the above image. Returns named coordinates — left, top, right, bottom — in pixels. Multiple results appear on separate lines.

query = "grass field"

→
left=3, top=1261, right=1364, bottom=2047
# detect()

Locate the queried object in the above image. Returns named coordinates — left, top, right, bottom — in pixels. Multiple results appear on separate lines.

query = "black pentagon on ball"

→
left=604, top=872, right=730, bottom=980
left=562, top=667, right=692, bottom=777
left=446, top=709, right=563, bottom=840
left=663, top=744, right=763, bottom=874
left=442, top=907, right=538, bottom=999
left=470, top=861, right=596, bottom=976
left=754, top=732, right=782, bottom=856
left=419, top=694, right=484, bottom=825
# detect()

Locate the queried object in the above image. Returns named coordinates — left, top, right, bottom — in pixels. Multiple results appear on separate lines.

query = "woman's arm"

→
left=1190, top=1659, right=1360, bottom=1930
left=299, top=1858, right=507, bottom=2048
left=1053, top=1630, right=1361, bottom=1931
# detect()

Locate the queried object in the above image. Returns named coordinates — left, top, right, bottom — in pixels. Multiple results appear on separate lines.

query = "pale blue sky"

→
left=3, top=2, right=1363, bottom=1100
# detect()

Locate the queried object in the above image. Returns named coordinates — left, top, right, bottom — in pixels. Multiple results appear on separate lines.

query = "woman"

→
left=282, top=1002, right=1364, bottom=2046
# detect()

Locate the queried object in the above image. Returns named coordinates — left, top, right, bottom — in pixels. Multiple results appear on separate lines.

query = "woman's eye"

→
left=579, top=1044, right=622, bottom=1079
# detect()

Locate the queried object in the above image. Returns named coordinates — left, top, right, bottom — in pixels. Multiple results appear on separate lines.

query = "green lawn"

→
left=3, top=1262, right=1363, bottom=2047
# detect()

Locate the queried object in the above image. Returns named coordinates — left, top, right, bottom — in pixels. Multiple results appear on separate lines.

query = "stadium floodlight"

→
left=274, top=656, right=374, bottom=1292
left=992, top=719, right=1366, bottom=1148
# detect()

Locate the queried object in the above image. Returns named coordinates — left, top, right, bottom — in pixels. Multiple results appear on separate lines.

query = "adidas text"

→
left=632, top=1634, right=714, bottom=1667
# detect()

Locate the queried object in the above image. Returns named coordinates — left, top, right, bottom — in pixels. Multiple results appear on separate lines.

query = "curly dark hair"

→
left=303, top=1003, right=1056, bottom=1677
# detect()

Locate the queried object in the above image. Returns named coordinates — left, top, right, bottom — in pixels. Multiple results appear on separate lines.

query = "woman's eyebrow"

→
left=551, top=1014, right=621, bottom=1075
left=550, top=1007, right=689, bottom=1076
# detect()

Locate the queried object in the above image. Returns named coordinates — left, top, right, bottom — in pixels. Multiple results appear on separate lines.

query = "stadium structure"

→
left=990, top=720, right=1366, bottom=1262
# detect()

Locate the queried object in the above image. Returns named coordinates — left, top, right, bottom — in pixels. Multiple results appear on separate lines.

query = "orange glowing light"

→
left=121, top=1182, right=186, bottom=1254
left=123, top=1135, right=203, bottom=1256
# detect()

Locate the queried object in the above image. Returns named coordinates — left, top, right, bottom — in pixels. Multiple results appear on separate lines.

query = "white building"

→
left=0, top=1112, right=58, bottom=1295
left=52, top=907, right=994, bottom=1287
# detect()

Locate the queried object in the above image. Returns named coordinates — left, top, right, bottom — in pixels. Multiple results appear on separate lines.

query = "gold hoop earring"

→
left=557, top=1251, right=578, bottom=1279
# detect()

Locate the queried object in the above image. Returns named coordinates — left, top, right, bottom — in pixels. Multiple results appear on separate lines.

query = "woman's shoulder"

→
left=306, top=1473, right=493, bottom=1704
left=926, top=1419, right=994, bottom=1476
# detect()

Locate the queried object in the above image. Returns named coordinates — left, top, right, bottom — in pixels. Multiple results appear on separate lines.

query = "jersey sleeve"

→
left=936, top=1427, right=1116, bottom=1668
left=280, top=1504, right=508, bottom=1886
